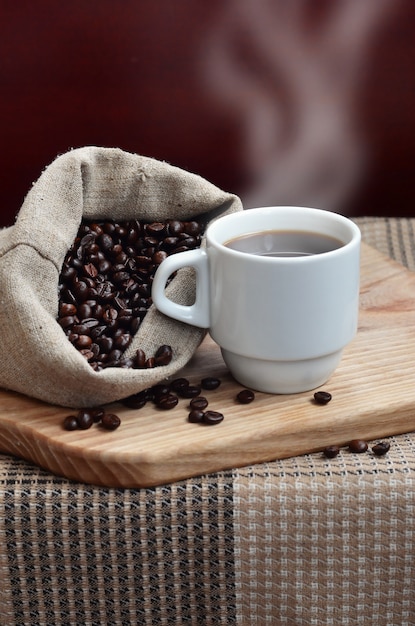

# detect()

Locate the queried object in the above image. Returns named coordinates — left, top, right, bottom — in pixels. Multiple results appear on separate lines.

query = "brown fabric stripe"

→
left=0, top=459, right=236, bottom=625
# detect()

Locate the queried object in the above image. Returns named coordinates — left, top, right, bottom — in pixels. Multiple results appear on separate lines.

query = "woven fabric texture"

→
left=1, top=217, right=415, bottom=626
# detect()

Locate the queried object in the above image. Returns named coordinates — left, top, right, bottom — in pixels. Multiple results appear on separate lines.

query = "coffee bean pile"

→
left=62, top=376, right=232, bottom=430
left=58, top=218, right=204, bottom=370
left=122, top=376, right=227, bottom=425
left=63, top=407, right=121, bottom=431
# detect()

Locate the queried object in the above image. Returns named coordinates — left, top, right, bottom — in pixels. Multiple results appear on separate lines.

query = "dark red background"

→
left=1, top=1, right=414, bottom=227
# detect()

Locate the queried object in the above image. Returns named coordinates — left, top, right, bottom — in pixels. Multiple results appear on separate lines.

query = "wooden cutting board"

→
left=0, top=241, right=414, bottom=488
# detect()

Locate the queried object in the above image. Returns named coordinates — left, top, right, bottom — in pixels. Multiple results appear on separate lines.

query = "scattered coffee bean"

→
left=177, top=385, right=201, bottom=399
left=156, top=393, right=179, bottom=410
left=121, top=390, right=148, bottom=409
left=188, top=409, right=205, bottom=423
left=372, top=441, right=390, bottom=456
left=90, top=407, right=105, bottom=423
left=63, top=407, right=122, bottom=431
left=190, top=396, right=208, bottom=410
left=236, top=389, right=255, bottom=404
left=201, top=377, right=221, bottom=391
left=101, top=413, right=121, bottom=431
left=314, top=391, right=332, bottom=405
left=170, top=377, right=190, bottom=392
left=349, top=439, right=368, bottom=453
left=203, top=410, right=224, bottom=425
left=63, top=415, right=79, bottom=431
left=76, top=409, right=94, bottom=430
left=58, top=218, right=205, bottom=370
left=323, top=445, right=340, bottom=458
left=151, top=384, right=171, bottom=402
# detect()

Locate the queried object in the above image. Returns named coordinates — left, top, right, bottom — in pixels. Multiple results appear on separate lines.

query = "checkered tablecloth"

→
left=1, top=217, right=415, bottom=626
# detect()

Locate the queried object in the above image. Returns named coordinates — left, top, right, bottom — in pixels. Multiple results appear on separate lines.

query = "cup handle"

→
left=151, top=248, right=210, bottom=328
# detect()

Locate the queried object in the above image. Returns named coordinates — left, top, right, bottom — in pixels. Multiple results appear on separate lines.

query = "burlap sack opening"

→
left=0, top=147, right=242, bottom=407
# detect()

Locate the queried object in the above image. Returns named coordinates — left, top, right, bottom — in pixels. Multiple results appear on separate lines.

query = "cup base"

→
left=220, top=348, right=343, bottom=394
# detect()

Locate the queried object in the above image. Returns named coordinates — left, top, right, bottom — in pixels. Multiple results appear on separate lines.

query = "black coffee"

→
left=224, top=229, right=344, bottom=257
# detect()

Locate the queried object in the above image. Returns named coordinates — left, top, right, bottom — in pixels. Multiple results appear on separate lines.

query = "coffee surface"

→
left=224, top=230, right=344, bottom=257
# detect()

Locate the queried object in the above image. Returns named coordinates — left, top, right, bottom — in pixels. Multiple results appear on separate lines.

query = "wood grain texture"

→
left=0, top=242, right=414, bottom=487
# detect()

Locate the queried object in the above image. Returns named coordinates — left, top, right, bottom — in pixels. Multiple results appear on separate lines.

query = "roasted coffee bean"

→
left=101, top=413, right=121, bottom=430
left=154, top=344, right=173, bottom=366
left=63, top=415, right=79, bottom=431
left=80, top=318, right=100, bottom=330
left=76, top=409, right=94, bottom=430
left=323, top=445, right=340, bottom=458
left=60, top=266, right=77, bottom=282
left=170, top=377, right=190, bottom=392
left=190, top=396, right=208, bottom=410
left=147, top=222, right=167, bottom=237
left=75, top=335, right=93, bottom=349
left=203, top=410, right=224, bottom=425
left=78, top=303, right=93, bottom=319
left=134, top=350, right=147, bottom=369
left=156, top=394, right=179, bottom=410
left=90, top=407, right=106, bottom=423
left=59, top=315, right=77, bottom=329
left=98, top=233, right=113, bottom=251
left=73, top=280, right=90, bottom=301
left=349, top=439, right=368, bottom=453
left=151, top=384, right=171, bottom=402
left=314, top=391, right=332, bottom=405
left=102, top=222, right=115, bottom=234
left=163, top=236, right=180, bottom=249
left=102, top=307, right=118, bottom=324
left=372, top=441, right=391, bottom=456
left=173, top=245, right=192, bottom=254
left=60, top=303, right=77, bottom=316
left=184, top=221, right=202, bottom=236
left=80, top=349, right=95, bottom=361
left=72, top=325, right=86, bottom=336
left=122, top=391, right=148, bottom=409
left=200, top=377, right=221, bottom=390
left=89, top=343, right=100, bottom=357
left=113, top=333, right=132, bottom=350
left=236, top=389, right=255, bottom=404
left=83, top=263, right=98, bottom=278
left=99, top=336, right=114, bottom=353
left=178, top=385, right=201, bottom=399
left=188, top=410, right=205, bottom=423
left=108, top=349, right=123, bottom=363
left=167, top=220, right=184, bottom=235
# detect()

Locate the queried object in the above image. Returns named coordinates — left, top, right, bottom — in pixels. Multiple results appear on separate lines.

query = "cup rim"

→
left=207, top=206, right=361, bottom=263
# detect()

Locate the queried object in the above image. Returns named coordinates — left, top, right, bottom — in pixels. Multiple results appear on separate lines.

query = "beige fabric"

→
left=234, top=438, right=415, bottom=625
left=0, top=147, right=242, bottom=407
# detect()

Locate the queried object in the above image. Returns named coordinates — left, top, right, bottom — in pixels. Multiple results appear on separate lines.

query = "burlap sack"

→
left=0, top=147, right=242, bottom=407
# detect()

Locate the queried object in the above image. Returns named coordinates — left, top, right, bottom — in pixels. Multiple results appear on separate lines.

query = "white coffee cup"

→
left=152, top=206, right=361, bottom=394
